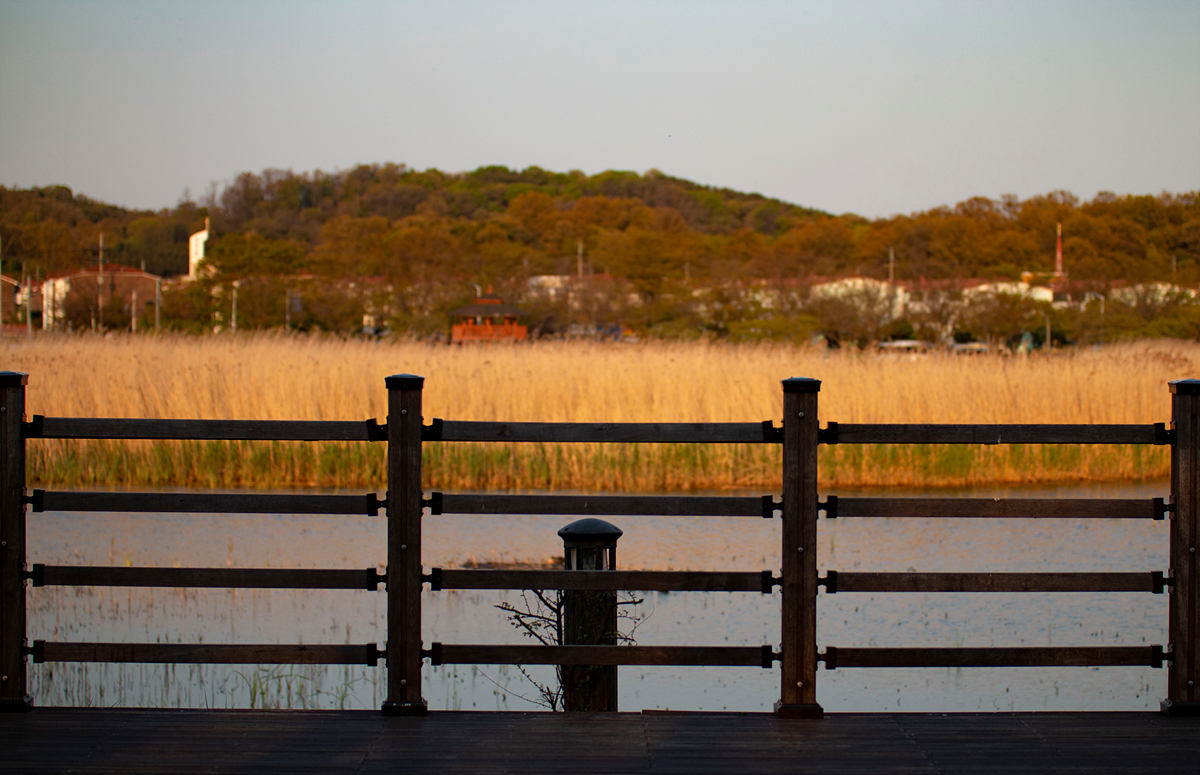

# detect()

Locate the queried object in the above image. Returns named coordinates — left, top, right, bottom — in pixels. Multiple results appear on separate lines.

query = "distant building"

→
left=449, top=295, right=528, bottom=343
left=42, top=266, right=161, bottom=331
left=188, top=218, right=210, bottom=280
left=0, top=275, right=17, bottom=321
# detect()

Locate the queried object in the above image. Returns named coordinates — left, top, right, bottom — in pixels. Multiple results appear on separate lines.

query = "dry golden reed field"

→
left=1, top=333, right=1193, bottom=491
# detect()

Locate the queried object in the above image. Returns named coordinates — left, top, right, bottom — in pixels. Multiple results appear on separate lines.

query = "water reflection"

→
left=27, top=482, right=1170, bottom=711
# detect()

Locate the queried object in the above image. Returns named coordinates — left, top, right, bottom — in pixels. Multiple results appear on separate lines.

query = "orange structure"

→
left=449, top=295, right=528, bottom=343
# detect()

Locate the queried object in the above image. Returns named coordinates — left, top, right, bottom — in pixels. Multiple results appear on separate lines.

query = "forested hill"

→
left=0, top=163, right=1196, bottom=294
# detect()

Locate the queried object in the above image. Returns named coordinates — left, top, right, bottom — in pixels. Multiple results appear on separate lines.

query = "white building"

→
left=188, top=218, right=210, bottom=280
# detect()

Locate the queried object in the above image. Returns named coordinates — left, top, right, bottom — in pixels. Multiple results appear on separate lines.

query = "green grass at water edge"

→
left=27, top=440, right=1170, bottom=491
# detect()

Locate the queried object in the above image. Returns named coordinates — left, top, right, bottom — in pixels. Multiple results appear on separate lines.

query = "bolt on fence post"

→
left=0, top=372, right=30, bottom=712
left=559, top=518, right=622, bottom=711
left=1165, top=379, right=1200, bottom=716
left=775, top=377, right=823, bottom=719
left=382, top=374, right=427, bottom=716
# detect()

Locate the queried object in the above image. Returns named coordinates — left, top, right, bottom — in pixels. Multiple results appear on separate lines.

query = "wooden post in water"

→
left=383, top=374, right=427, bottom=715
left=1166, top=379, right=1200, bottom=716
left=559, top=518, right=622, bottom=711
left=0, top=372, right=29, bottom=711
left=776, top=377, right=823, bottom=718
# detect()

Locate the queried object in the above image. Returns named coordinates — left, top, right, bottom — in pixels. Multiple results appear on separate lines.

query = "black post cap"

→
left=385, top=374, right=425, bottom=390
left=1170, top=379, right=1200, bottom=396
left=0, top=372, right=29, bottom=387
left=782, top=377, right=821, bottom=394
left=558, top=518, right=623, bottom=545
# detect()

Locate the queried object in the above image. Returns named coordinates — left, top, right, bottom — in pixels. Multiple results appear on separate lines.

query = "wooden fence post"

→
left=1165, top=379, right=1200, bottom=716
left=559, top=518, right=622, bottom=711
left=383, top=374, right=427, bottom=715
left=776, top=377, right=823, bottom=718
left=0, top=372, right=30, bottom=712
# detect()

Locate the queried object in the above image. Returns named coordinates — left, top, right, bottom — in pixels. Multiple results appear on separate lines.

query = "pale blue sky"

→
left=1, top=0, right=1196, bottom=217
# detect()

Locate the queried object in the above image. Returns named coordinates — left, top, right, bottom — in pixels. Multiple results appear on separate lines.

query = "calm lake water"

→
left=27, top=482, right=1169, bottom=712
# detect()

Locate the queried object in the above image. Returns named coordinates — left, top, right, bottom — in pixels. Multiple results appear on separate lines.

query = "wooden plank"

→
left=833, top=423, right=1159, bottom=445
left=437, top=493, right=767, bottom=517
left=36, top=565, right=381, bottom=590
left=435, top=569, right=766, bottom=592
left=832, top=497, right=1157, bottom=519
left=433, top=644, right=767, bottom=666
left=0, top=372, right=28, bottom=710
left=39, top=491, right=382, bottom=515
left=385, top=374, right=425, bottom=714
left=436, top=421, right=772, bottom=443
left=1168, top=380, right=1200, bottom=710
left=824, top=646, right=1162, bottom=668
left=34, top=641, right=381, bottom=664
left=778, top=377, right=822, bottom=717
left=33, top=416, right=379, bottom=441
left=833, top=572, right=1157, bottom=593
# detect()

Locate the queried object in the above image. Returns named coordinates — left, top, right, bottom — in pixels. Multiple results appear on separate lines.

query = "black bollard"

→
left=558, top=518, right=622, bottom=711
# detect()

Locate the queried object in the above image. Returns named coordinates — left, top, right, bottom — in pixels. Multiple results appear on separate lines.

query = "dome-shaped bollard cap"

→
left=557, top=518, right=623, bottom=546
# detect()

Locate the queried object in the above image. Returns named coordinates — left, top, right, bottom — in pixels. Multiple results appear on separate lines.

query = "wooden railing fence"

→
left=0, top=371, right=1197, bottom=717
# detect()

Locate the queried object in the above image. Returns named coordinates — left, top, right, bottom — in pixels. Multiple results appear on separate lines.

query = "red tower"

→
left=1054, top=222, right=1064, bottom=278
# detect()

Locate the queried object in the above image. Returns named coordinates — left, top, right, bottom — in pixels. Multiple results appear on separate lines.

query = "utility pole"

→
left=131, top=288, right=138, bottom=333
left=97, top=233, right=104, bottom=330
left=155, top=278, right=161, bottom=333
left=231, top=281, right=238, bottom=333
left=577, top=240, right=584, bottom=279
left=888, top=246, right=895, bottom=284
left=24, top=270, right=31, bottom=336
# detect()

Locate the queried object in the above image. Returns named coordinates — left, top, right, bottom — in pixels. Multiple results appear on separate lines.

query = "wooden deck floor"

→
left=3, top=709, right=1198, bottom=774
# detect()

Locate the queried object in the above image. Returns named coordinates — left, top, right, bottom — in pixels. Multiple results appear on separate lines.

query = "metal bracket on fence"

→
left=819, top=496, right=838, bottom=519
left=423, top=568, right=443, bottom=591
left=1153, top=498, right=1174, bottom=520
left=364, top=568, right=385, bottom=589
left=22, top=414, right=44, bottom=438
left=819, top=571, right=838, bottom=594
left=421, top=418, right=444, bottom=442
left=425, top=642, right=444, bottom=665
left=366, top=493, right=387, bottom=516
left=1152, top=645, right=1168, bottom=668
left=26, top=641, right=45, bottom=663
left=761, top=645, right=778, bottom=668
left=365, top=418, right=386, bottom=442
left=761, top=495, right=782, bottom=519
left=818, top=422, right=839, bottom=445
left=819, top=647, right=837, bottom=670
left=23, top=564, right=44, bottom=587
left=1153, top=423, right=1176, bottom=446
left=23, top=489, right=44, bottom=513
left=422, top=492, right=443, bottom=515
left=762, top=420, right=784, bottom=443
left=1152, top=571, right=1174, bottom=594
left=761, top=570, right=781, bottom=593
left=372, top=644, right=387, bottom=662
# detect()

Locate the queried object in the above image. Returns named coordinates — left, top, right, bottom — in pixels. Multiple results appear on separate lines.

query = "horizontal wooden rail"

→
left=824, top=571, right=1165, bottom=594
left=823, top=497, right=1165, bottom=520
left=33, top=490, right=384, bottom=516
left=31, top=565, right=382, bottom=590
left=430, top=569, right=771, bottom=592
left=31, top=641, right=383, bottom=665
left=826, top=423, right=1167, bottom=445
left=429, top=493, right=777, bottom=518
left=429, top=420, right=777, bottom=444
left=429, top=644, right=772, bottom=667
left=820, top=646, right=1166, bottom=669
left=27, top=416, right=384, bottom=441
